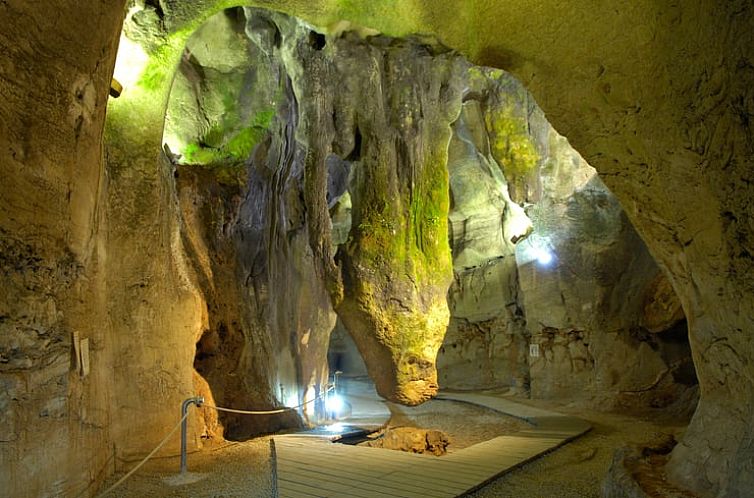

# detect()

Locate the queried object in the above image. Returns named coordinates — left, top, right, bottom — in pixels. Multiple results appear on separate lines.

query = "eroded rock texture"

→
left=2, top=1, right=753, bottom=497
left=365, top=427, right=450, bottom=456
left=165, top=8, right=463, bottom=414
left=167, top=9, right=330, bottom=437
left=437, top=69, right=695, bottom=412
left=439, top=82, right=530, bottom=391
left=324, top=37, right=463, bottom=405
left=0, top=1, right=126, bottom=496
left=521, top=174, right=695, bottom=409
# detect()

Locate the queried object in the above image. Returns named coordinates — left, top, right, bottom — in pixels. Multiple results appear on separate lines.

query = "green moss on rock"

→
left=182, top=109, right=276, bottom=165
left=485, top=105, right=539, bottom=177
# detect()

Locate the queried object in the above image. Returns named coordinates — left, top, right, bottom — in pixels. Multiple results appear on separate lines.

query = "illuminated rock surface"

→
left=437, top=71, right=693, bottom=410
left=364, top=427, right=451, bottom=456
left=0, top=1, right=752, bottom=497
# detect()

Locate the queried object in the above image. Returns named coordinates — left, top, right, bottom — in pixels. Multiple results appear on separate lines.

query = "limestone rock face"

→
left=2, top=1, right=753, bottom=497
left=165, top=8, right=333, bottom=437
left=167, top=9, right=464, bottom=410
left=641, top=274, right=685, bottom=334
left=439, top=86, right=530, bottom=391
left=324, top=37, right=464, bottom=405
left=602, top=435, right=686, bottom=498
left=164, top=9, right=279, bottom=167
left=520, top=165, right=692, bottom=405
left=437, top=69, right=694, bottom=410
left=0, top=1, right=126, bottom=497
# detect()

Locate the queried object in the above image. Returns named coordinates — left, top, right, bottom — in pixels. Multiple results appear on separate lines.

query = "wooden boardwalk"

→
left=274, top=392, right=591, bottom=497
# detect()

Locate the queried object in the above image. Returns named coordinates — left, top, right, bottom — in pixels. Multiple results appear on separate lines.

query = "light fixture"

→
left=110, top=78, right=123, bottom=98
left=515, top=234, right=557, bottom=268
left=326, top=393, right=345, bottom=414
left=534, top=248, right=554, bottom=266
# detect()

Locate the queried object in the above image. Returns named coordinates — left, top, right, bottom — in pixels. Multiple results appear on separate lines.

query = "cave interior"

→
left=1, top=1, right=753, bottom=497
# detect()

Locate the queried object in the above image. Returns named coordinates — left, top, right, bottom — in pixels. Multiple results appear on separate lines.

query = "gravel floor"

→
left=102, top=438, right=274, bottom=498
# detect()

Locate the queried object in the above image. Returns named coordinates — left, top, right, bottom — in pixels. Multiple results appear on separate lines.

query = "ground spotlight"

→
left=326, top=393, right=345, bottom=414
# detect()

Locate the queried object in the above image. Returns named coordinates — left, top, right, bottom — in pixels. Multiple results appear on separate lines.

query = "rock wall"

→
left=0, top=1, right=127, bottom=496
left=437, top=68, right=694, bottom=411
left=167, top=8, right=330, bottom=437
left=284, top=2, right=754, bottom=492
left=521, top=172, right=695, bottom=408
left=2, top=1, right=753, bottom=497
left=439, top=91, right=530, bottom=391
left=421, top=4, right=753, bottom=496
left=165, top=8, right=464, bottom=412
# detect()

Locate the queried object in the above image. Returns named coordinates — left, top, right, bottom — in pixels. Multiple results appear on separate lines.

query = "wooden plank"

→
left=277, top=448, right=405, bottom=467
left=277, top=442, right=431, bottom=466
left=277, top=463, right=414, bottom=497
left=386, top=471, right=468, bottom=495
left=283, top=458, right=459, bottom=497
left=280, top=474, right=373, bottom=498
left=280, top=441, right=505, bottom=483
left=276, top=392, right=592, bottom=498
left=278, top=455, right=398, bottom=474
left=279, top=491, right=322, bottom=498
left=278, top=454, right=438, bottom=496
left=278, top=479, right=325, bottom=497
left=280, top=448, right=466, bottom=496
left=406, top=460, right=494, bottom=481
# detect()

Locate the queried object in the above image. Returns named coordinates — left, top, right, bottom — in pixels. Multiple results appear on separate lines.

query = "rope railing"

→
left=96, top=411, right=190, bottom=497
left=201, top=385, right=334, bottom=415
left=96, top=384, right=336, bottom=497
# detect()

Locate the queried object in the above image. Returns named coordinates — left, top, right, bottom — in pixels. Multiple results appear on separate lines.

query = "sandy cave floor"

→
left=101, top=397, right=689, bottom=498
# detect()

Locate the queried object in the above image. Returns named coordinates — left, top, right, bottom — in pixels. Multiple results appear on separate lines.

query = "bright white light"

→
left=112, top=12, right=149, bottom=90
left=503, top=197, right=533, bottom=244
left=326, top=394, right=344, bottom=413
left=324, top=423, right=345, bottom=433
left=515, top=235, right=557, bottom=268
left=535, top=248, right=553, bottom=266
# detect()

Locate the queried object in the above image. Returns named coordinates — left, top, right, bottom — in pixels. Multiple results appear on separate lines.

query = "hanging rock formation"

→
left=322, top=35, right=464, bottom=405
left=167, top=8, right=465, bottom=406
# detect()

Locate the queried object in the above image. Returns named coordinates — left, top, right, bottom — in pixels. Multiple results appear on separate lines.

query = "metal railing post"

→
left=180, top=396, right=204, bottom=474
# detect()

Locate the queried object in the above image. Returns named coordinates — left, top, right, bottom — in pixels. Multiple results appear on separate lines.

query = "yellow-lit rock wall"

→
left=0, top=1, right=127, bottom=496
